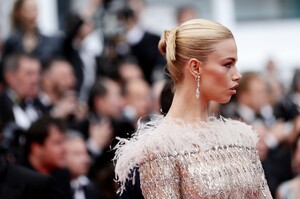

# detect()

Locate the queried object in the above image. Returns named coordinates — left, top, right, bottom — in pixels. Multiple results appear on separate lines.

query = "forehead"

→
left=52, top=61, right=72, bottom=71
left=208, top=39, right=237, bottom=61
left=47, top=125, right=65, bottom=139
left=127, top=80, right=150, bottom=94
left=106, top=80, right=121, bottom=91
left=65, top=139, right=85, bottom=150
left=249, top=77, right=267, bottom=89
left=19, top=57, right=40, bottom=70
left=22, top=0, right=37, bottom=7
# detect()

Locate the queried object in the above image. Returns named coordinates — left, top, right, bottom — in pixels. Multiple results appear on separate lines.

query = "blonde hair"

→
left=158, top=19, right=234, bottom=84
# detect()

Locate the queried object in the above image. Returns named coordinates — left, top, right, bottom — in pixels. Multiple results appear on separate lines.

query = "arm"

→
left=258, top=183, right=273, bottom=199
left=254, top=152, right=274, bottom=199
left=138, top=156, right=181, bottom=199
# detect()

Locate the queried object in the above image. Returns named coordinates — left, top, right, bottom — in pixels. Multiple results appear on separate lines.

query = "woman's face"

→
left=18, top=0, right=38, bottom=29
left=200, top=38, right=241, bottom=104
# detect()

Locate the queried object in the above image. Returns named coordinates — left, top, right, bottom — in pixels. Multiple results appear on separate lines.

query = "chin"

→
left=216, top=97, right=231, bottom=104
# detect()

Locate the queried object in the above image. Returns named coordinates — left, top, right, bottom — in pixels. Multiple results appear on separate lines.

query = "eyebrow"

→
left=223, top=57, right=237, bottom=62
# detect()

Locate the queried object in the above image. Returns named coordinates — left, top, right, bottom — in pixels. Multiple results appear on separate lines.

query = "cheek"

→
left=202, top=68, right=228, bottom=91
left=107, top=96, right=116, bottom=107
left=42, top=146, right=57, bottom=163
left=33, top=72, right=40, bottom=82
left=51, top=143, right=65, bottom=157
left=46, top=146, right=59, bottom=157
left=17, top=74, right=26, bottom=84
left=72, top=156, right=81, bottom=166
left=213, top=70, right=229, bottom=85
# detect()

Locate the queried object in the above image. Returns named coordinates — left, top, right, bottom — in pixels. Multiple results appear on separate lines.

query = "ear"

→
left=4, top=71, right=15, bottom=86
left=187, top=58, right=202, bottom=78
left=94, top=95, right=106, bottom=110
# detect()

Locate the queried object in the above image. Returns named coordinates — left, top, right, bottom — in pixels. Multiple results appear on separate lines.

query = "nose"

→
left=232, top=67, right=242, bottom=82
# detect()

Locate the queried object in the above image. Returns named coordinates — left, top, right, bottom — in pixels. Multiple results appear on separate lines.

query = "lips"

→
left=231, top=84, right=239, bottom=90
left=229, top=84, right=239, bottom=94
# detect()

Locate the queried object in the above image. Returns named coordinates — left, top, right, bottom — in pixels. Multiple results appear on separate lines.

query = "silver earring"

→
left=196, top=76, right=200, bottom=99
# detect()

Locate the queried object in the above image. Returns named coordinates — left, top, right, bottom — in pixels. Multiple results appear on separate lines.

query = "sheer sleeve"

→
left=261, top=185, right=273, bottom=199
left=257, top=179, right=273, bottom=199
left=139, top=155, right=181, bottom=199
left=255, top=153, right=274, bottom=199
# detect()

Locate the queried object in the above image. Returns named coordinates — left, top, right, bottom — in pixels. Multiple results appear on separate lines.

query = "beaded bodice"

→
left=114, top=116, right=272, bottom=199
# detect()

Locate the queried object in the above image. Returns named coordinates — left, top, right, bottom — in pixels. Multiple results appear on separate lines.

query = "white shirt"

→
left=70, top=176, right=90, bottom=199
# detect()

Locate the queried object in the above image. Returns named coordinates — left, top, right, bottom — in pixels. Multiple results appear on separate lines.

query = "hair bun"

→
left=166, top=28, right=177, bottom=61
left=158, top=30, right=169, bottom=57
left=158, top=29, right=177, bottom=61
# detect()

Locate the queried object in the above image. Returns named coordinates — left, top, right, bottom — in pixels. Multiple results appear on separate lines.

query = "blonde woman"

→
left=114, top=19, right=272, bottom=199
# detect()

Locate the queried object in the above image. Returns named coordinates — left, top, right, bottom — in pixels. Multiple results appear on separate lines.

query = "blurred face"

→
left=37, top=125, right=66, bottom=171
left=119, top=63, right=143, bottom=82
left=18, top=0, right=38, bottom=29
left=65, top=138, right=90, bottom=178
left=200, top=39, right=241, bottom=104
left=50, top=61, right=76, bottom=96
left=96, top=80, right=125, bottom=118
left=126, top=79, right=151, bottom=117
left=12, top=57, right=40, bottom=98
left=247, top=78, right=269, bottom=111
left=177, top=8, right=197, bottom=25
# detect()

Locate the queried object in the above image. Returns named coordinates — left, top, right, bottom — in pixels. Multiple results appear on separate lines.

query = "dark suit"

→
left=70, top=176, right=102, bottom=199
left=0, top=91, right=47, bottom=163
left=23, top=161, right=73, bottom=199
left=130, top=32, right=166, bottom=84
left=0, top=158, right=63, bottom=199
left=83, top=182, right=101, bottom=199
left=118, top=168, right=143, bottom=199
left=261, top=145, right=293, bottom=197
left=0, top=90, right=46, bottom=127
left=0, top=29, right=62, bottom=83
left=62, top=14, right=100, bottom=93
left=63, top=17, right=84, bottom=93
left=1, top=30, right=61, bottom=63
left=76, top=114, right=135, bottom=199
left=0, top=91, right=17, bottom=126
left=274, top=93, right=300, bottom=121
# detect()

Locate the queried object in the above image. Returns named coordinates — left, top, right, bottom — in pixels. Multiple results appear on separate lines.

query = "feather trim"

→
left=113, top=115, right=259, bottom=194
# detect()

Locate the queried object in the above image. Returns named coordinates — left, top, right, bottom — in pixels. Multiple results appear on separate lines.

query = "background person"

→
left=64, top=131, right=102, bottom=199
left=24, top=115, right=72, bottom=199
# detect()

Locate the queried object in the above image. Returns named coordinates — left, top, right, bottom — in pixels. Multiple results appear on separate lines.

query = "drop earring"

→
left=196, top=76, right=200, bottom=99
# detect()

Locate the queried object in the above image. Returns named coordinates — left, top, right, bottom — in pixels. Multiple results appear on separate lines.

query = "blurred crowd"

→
left=0, top=0, right=300, bottom=199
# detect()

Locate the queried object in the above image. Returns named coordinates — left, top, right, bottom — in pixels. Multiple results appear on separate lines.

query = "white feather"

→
left=113, top=115, right=259, bottom=194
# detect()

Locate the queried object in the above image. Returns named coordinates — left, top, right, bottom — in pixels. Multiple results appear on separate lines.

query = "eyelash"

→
left=224, top=63, right=232, bottom=68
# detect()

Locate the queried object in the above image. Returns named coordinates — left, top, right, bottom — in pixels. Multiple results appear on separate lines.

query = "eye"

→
left=224, top=63, right=232, bottom=68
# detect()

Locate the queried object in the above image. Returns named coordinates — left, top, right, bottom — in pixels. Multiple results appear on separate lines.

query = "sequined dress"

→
left=114, top=116, right=273, bottom=199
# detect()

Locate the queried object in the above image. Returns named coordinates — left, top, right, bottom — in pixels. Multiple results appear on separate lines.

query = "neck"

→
left=167, top=83, right=209, bottom=122
left=29, top=155, right=50, bottom=174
